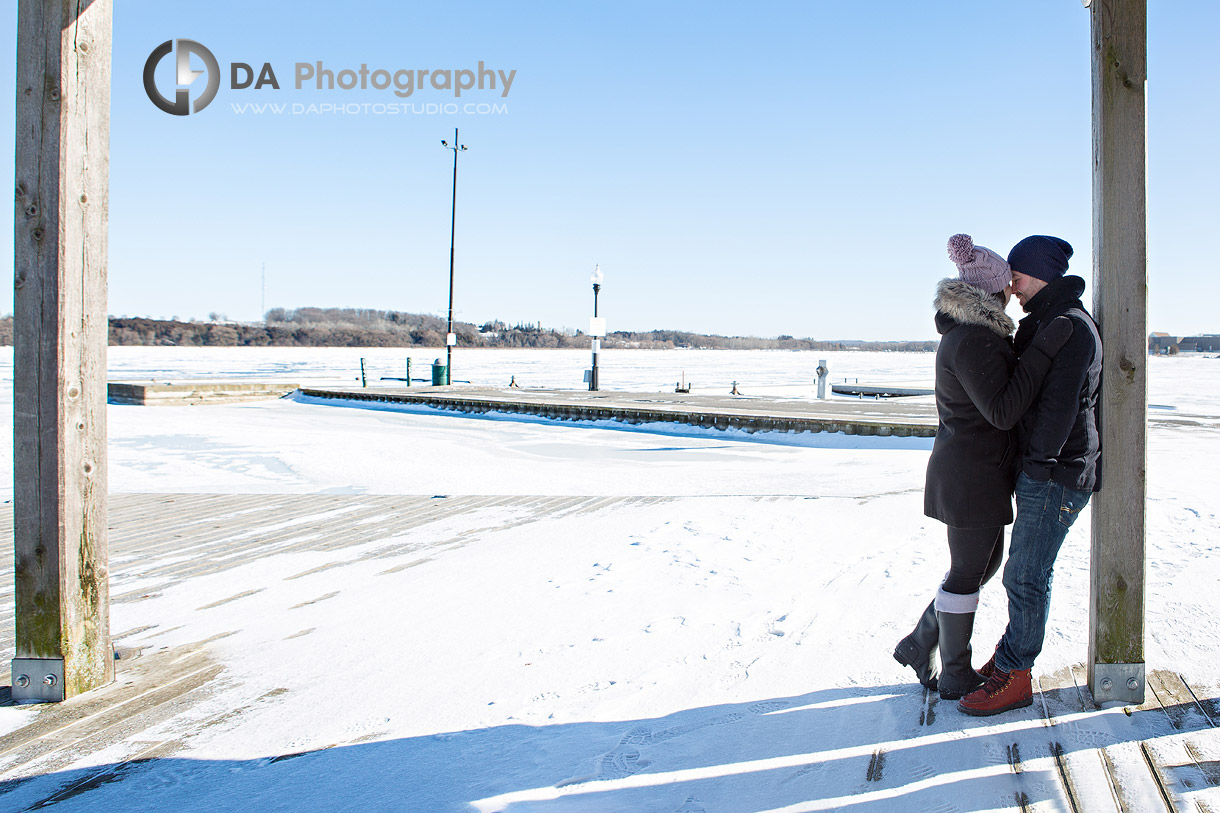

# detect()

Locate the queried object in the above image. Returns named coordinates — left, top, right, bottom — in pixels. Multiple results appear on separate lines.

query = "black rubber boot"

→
left=936, top=610, right=985, bottom=700
left=893, top=600, right=939, bottom=690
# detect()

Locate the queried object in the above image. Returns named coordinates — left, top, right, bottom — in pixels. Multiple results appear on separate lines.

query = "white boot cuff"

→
left=935, top=587, right=980, bottom=614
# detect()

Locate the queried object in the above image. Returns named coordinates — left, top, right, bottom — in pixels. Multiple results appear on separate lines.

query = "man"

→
left=958, top=235, right=1103, bottom=717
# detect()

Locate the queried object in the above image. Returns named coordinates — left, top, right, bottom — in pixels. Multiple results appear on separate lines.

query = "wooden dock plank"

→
left=116, top=494, right=482, bottom=555
left=1070, top=662, right=1180, bottom=813
left=1155, top=674, right=1220, bottom=811
left=108, top=492, right=296, bottom=538
left=1142, top=735, right=1219, bottom=811
left=109, top=495, right=435, bottom=567
left=107, top=494, right=367, bottom=553
left=1037, top=667, right=1121, bottom=812
left=1151, top=671, right=1216, bottom=732
left=1183, top=678, right=1220, bottom=730
left=128, top=494, right=531, bottom=579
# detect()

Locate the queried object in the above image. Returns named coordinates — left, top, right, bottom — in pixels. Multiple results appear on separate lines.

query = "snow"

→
left=1, top=347, right=1218, bottom=811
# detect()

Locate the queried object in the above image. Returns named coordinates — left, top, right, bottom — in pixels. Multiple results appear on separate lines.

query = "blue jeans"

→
left=995, top=472, right=1093, bottom=673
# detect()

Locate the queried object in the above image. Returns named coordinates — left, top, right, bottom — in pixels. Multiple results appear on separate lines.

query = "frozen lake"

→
left=2, top=344, right=1216, bottom=404
left=100, top=346, right=934, bottom=395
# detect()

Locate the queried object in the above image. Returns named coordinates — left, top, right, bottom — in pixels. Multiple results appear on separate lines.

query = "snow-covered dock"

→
left=0, top=492, right=1217, bottom=811
left=108, top=380, right=299, bottom=406
left=298, top=386, right=940, bottom=438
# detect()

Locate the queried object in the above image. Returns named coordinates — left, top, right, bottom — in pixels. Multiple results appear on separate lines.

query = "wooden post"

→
left=12, top=0, right=113, bottom=702
left=1088, top=0, right=1147, bottom=705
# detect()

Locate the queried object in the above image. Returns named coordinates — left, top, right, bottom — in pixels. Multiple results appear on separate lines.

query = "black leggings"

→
left=943, top=525, right=1005, bottom=595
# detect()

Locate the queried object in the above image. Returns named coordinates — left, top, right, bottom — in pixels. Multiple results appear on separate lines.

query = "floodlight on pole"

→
left=441, top=129, right=467, bottom=384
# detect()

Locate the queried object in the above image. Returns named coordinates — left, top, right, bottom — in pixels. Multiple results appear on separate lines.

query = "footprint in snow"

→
left=595, top=748, right=645, bottom=780
left=617, top=712, right=746, bottom=750
left=1062, top=725, right=1117, bottom=747
left=619, top=726, right=653, bottom=747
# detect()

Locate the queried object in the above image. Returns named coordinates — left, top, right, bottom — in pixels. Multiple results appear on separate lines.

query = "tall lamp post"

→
left=589, top=265, right=605, bottom=391
left=441, top=129, right=467, bottom=383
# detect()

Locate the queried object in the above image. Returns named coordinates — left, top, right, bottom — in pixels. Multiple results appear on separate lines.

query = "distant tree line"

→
left=0, top=310, right=936, bottom=351
left=604, top=329, right=935, bottom=352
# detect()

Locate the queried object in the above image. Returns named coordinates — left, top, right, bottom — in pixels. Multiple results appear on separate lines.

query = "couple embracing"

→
left=894, top=234, right=1102, bottom=716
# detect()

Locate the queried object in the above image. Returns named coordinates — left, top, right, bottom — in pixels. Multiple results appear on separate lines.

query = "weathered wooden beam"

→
left=12, top=0, right=113, bottom=701
left=1088, top=0, right=1147, bottom=705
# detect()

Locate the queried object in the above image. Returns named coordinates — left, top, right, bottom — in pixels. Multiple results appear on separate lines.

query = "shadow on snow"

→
left=0, top=681, right=1208, bottom=812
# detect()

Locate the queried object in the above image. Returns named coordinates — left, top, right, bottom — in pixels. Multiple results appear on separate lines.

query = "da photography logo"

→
left=143, top=39, right=220, bottom=115
left=143, top=42, right=515, bottom=118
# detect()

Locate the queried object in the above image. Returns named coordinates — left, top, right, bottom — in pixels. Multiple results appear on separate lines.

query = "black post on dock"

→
left=360, top=358, right=367, bottom=388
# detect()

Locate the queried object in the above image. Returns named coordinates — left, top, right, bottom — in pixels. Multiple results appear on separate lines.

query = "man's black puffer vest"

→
left=1013, top=275, right=1103, bottom=492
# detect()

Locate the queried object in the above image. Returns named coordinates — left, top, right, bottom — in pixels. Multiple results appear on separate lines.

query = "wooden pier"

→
left=108, top=381, right=299, bottom=406
left=297, top=386, right=940, bottom=438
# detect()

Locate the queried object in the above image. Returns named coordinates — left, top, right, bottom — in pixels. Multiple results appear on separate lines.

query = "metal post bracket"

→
left=12, top=657, right=66, bottom=703
left=1092, top=661, right=1145, bottom=705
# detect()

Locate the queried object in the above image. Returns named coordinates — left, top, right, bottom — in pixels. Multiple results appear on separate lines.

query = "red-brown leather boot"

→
left=976, top=648, right=998, bottom=679
left=958, top=667, right=1033, bottom=716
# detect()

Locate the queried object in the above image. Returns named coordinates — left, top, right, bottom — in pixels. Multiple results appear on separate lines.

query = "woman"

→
left=893, top=234, right=1072, bottom=700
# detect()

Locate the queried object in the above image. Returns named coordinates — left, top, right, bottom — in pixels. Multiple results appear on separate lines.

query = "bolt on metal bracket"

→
left=1092, top=661, right=1144, bottom=705
left=11, top=658, right=65, bottom=703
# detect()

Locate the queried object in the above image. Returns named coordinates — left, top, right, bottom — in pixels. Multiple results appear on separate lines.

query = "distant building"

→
left=1148, top=333, right=1220, bottom=354
left=1179, top=335, right=1220, bottom=353
left=1148, top=332, right=1178, bottom=354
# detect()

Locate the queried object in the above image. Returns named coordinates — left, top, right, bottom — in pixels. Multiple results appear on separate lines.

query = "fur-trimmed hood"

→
left=934, top=278, right=1015, bottom=338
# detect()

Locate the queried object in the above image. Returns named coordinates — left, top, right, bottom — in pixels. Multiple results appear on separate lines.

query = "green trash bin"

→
left=431, top=359, right=450, bottom=386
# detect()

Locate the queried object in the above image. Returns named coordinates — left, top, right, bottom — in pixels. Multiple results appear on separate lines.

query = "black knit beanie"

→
left=1007, top=235, right=1073, bottom=282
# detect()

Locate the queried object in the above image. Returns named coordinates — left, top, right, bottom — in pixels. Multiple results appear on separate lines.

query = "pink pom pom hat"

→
left=946, top=233, right=1011, bottom=294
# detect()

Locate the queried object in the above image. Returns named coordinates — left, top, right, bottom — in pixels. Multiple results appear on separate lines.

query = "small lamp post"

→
left=589, top=265, right=605, bottom=391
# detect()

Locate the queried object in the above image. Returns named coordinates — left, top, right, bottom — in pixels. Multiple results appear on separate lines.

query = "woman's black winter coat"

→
left=923, top=279, right=1058, bottom=529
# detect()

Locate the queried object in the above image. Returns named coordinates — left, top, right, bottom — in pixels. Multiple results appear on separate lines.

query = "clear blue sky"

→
left=2, top=1, right=1215, bottom=340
